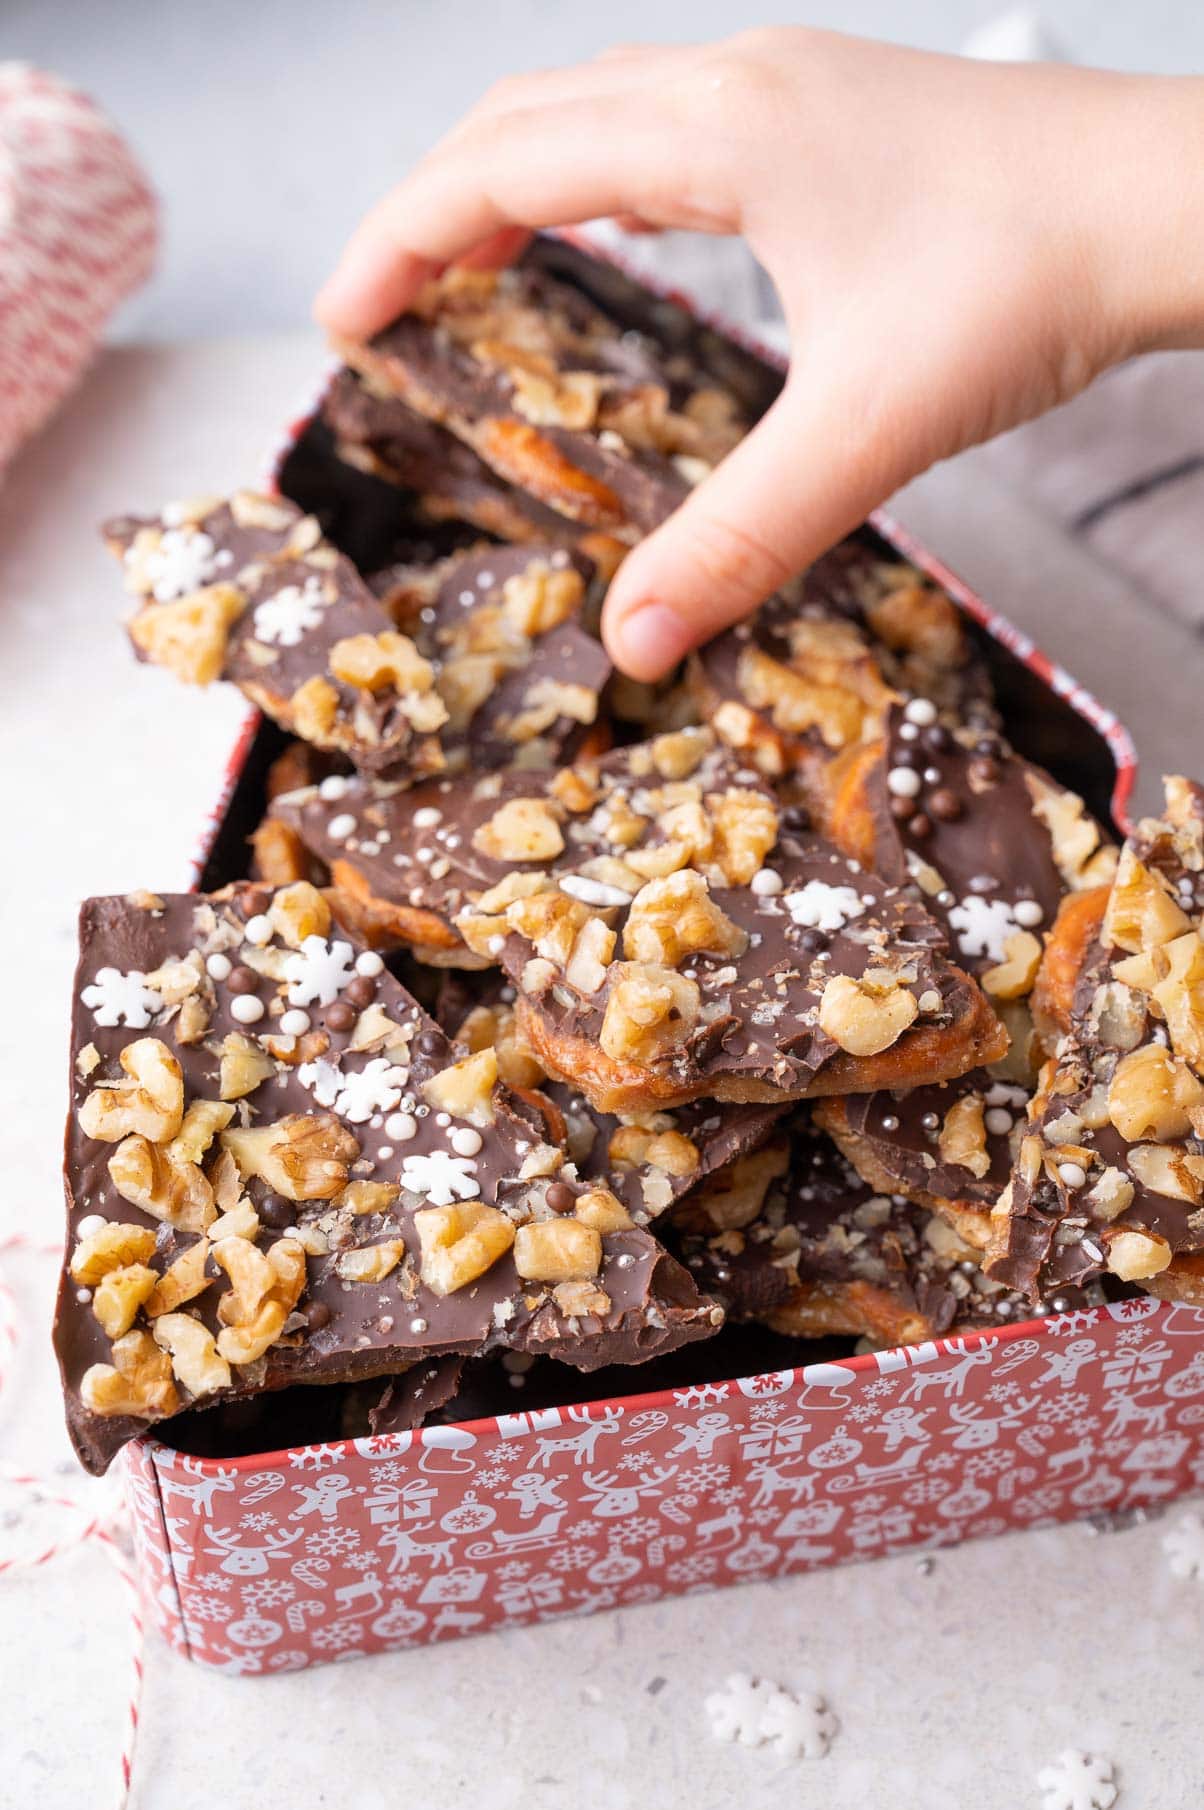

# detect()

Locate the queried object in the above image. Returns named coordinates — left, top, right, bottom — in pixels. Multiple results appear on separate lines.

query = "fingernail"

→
left=609, top=601, right=690, bottom=680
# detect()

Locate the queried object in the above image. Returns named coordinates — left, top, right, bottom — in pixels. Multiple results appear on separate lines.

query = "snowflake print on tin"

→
left=400, top=1149, right=480, bottom=1205
left=705, top=1673, right=837, bottom=1762
left=284, top=935, right=357, bottom=1007
left=1036, top=1749, right=1118, bottom=1810
left=252, top=574, right=328, bottom=647
left=1163, top=1512, right=1204, bottom=1581
left=80, top=966, right=163, bottom=1027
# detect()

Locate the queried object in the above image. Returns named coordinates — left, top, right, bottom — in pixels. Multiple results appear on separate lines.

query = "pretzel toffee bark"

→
left=814, top=1070, right=1033, bottom=1250
left=673, top=1113, right=1046, bottom=1346
left=323, top=368, right=626, bottom=574
left=985, top=779, right=1204, bottom=1303
left=55, top=884, right=722, bottom=1473
left=104, top=492, right=450, bottom=777
left=689, top=550, right=994, bottom=794
left=334, top=265, right=748, bottom=540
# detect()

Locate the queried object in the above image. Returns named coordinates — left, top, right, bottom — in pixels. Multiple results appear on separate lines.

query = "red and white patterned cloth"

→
left=0, top=63, right=156, bottom=471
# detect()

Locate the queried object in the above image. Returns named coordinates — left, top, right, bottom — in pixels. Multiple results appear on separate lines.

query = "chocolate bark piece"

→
left=324, top=368, right=625, bottom=577
left=814, top=1069, right=1032, bottom=1249
left=267, top=726, right=774, bottom=964
left=673, top=1112, right=1064, bottom=1344
left=833, top=702, right=1116, bottom=994
left=55, top=883, right=722, bottom=1473
left=333, top=264, right=747, bottom=541
left=985, top=778, right=1204, bottom=1302
left=103, top=492, right=450, bottom=777
left=689, top=549, right=996, bottom=803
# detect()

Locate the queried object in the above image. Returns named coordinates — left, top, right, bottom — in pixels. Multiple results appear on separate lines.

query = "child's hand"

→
left=316, top=29, right=1204, bottom=679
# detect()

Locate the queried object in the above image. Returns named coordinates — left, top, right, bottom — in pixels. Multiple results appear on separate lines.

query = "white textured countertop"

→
left=4, top=335, right=1203, bottom=1810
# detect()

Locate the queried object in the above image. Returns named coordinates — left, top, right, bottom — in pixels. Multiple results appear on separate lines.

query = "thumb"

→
left=601, top=369, right=918, bottom=681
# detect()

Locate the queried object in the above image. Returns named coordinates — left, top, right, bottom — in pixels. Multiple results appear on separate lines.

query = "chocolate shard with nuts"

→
left=985, top=778, right=1204, bottom=1302
left=814, top=1069, right=1033, bottom=1250
left=672, top=1111, right=1079, bottom=1345
left=55, top=882, right=723, bottom=1473
left=689, top=549, right=996, bottom=806
left=103, top=492, right=450, bottom=777
left=323, top=367, right=625, bottom=574
left=333, top=264, right=748, bottom=541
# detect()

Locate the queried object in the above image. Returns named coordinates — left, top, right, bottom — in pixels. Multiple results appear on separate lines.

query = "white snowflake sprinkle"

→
left=783, top=881, right=865, bottom=933
left=705, top=1674, right=837, bottom=1762
left=330, top=1059, right=409, bottom=1124
left=1163, top=1512, right=1204, bottom=1581
left=297, top=1056, right=342, bottom=1108
left=1036, top=1750, right=1118, bottom=1810
left=947, top=894, right=1022, bottom=963
left=252, top=575, right=328, bottom=647
left=133, top=526, right=219, bottom=601
left=400, top=1149, right=480, bottom=1206
left=80, top=967, right=163, bottom=1028
left=284, top=935, right=357, bottom=1007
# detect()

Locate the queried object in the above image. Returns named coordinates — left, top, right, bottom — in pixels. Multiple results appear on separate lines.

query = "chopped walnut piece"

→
left=168, top=1099, right=235, bottom=1167
left=1106, top=1227, right=1173, bottom=1281
left=648, top=728, right=710, bottom=781
left=982, top=930, right=1043, bottom=1001
left=337, top=1239, right=405, bottom=1282
left=214, top=1236, right=307, bottom=1365
left=128, top=583, right=246, bottom=685
left=268, top=881, right=332, bottom=948
left=1025, top=773, right=1116, bottom=890
left=472, top=796, right=565, bottom=862
left=608, top=1124, right=700, bottom=1176
left=599, top=962, right=700, bottom=1065
left=108, top=1136, right=215, bottom=1234
left=1109, top=1044, right=1204, bottom=1142
left=414, top=1201, right=515, bottom=1295
left=551, top=1279, right=613, bottom=1318
left=459, top=1002, right=545, bottom=1089
left=421, top=1047, right=498, bottom=1126
left=514, top=1218, right=602, bottom=1282
left=145, top=1240, right=212, bottom=1317
left=209, top=1199, right=260, bottom=1242
left=507, top=889, right=591, bottom=966
left=817, top=972, right=920, bottom=1057
left=1151, top=930, right=1204, bottom=1073
left=623, top=870, right=747, bottom=967
left=337, top=1181, right=401, bottom=1216
left=79, top=1330, right=180, bottom=1420
left=549, top=767, right=600, bottom=813
left=222, top=1114, right=359, bottom=1202
left=78, top=1037, right=184, bottom=1144
left=218, top=1032, right=278, bottom=1101
left=572, top=1187, right=634, bottom=1233
left=1127, top=1143, right=1204, bottom=1205
left=737, top=643, right=867, bottom=749
left=502, top=677, right=599, bottom=743
left=92, top=1264, right=158, bottom=1339
left=69, top=1222, right=158, bottom=1287
left=290, top=675, right=340, bottom=743
left=707, top=789, right=779, bottom=886
left=1084, top=1167, right=1135, bottom=1222
left=1103, top=848, right=1192, bottom=953
left=938, top=1092, right=991, bottom=1178
left=328, top=629, right=438, bottom=698
left=501, top=561, right=584, bottom=638
left=564, top=916, right=616, bottom=996
left=152, top=1312, right=232, bottom=1398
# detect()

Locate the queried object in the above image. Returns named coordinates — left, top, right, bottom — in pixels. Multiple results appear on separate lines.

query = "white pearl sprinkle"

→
left=1058, top=1162, right=1087, bottom=1189
left=984, top=1107, right=1014, bottom=1136
left=206, top=952, right=232, bottom=981
left=1013, top=899, right=1044, bottom=928
left=904, top=697, right=938, bottom=727
left=243, top=914, right=273, bottom=947
left=412, top=806, right=442, bottom=829
left=750, top=868, right=783, bottom=897
left=318, top=775, right=349, bottom=802
left=75, top=1286, right=92, bottom=1304
left=355, top=951, right=384, bottom=977
left=451, top=1128, right=483, bottom=1157
left=76, top=1213, right=109, bottom=1239
left=385, top=1112, right=418, bottom=1142
left=279, top=1008, right=311, bottom=1036
left=887, top=767, right=922, bottom=799
left=231, top=994, right=265, bottom=1025
left=410, top=1317, right=429, bottom=1334
left=327, top=812, right=357, bottom=841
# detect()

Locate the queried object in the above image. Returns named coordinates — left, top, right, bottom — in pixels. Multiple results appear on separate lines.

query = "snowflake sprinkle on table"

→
left=1036, top=1750, right=1118, bottom=1810
left=705, top=1673, right=838, bottom=1762
left=80, top=966, right=163, bottom=1027
left=1162, top=1511, right=1204, bottom=1581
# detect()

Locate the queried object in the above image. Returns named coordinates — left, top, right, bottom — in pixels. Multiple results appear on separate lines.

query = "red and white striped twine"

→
left=0, top=1233, right=145, bottom=1809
